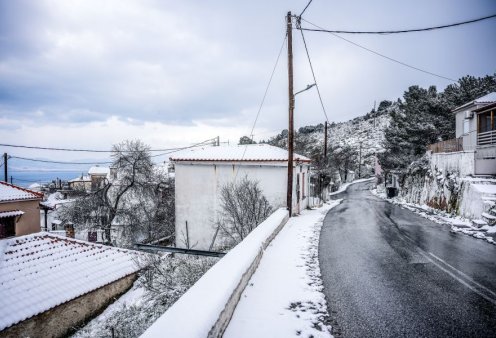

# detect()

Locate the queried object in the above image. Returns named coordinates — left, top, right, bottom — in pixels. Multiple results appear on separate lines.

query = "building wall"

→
left=0, top=273, right=137, bottom=338
left=175, top=162, right=310, bottom=250
left=0, top=199, right=41, bottom=236
left=455, top=110, right=477, bottom=150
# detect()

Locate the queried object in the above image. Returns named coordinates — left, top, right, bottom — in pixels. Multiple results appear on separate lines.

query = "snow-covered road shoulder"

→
left=371, top=189, right=495, bottom=245
left=224, top=201, right=342, bottom=338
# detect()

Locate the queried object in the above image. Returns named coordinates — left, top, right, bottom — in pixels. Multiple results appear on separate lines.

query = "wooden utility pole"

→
left=286, top=11, right=294, bottom=217
left=3, top=153, right=7, bottom=183
left=324, top=121, right=328, bottom=165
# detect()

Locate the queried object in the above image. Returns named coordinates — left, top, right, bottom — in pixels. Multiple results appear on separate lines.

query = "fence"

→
left=428, top=137, right=463, bottom=154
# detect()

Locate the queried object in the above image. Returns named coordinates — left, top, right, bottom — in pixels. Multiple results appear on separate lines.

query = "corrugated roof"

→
left=170, top=144, right=311, bottom=163
left=0, top=233, right=141, bottom=330
left=0, top=182, right=43, bottom=203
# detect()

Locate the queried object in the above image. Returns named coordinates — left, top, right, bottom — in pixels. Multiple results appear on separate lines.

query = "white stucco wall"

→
left=429, top=151, right=475, bottom=177
left=174, top=162, right=310, bottom=250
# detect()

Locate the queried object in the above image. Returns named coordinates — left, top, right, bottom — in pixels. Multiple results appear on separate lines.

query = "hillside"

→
left=265, top=103, right=393, bottom=176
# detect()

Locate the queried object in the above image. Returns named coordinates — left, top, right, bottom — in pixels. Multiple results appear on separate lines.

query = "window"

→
left=478, top=111, right=494, bottom=133
left=0, top=217, right=16, bottom=239
left=302, top=173, right=306, bottom=199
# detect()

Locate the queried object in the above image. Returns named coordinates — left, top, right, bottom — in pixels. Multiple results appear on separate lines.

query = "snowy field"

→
left=224, top=201, right=342, bottom=338
left=371, top=188, right=495, bottom=245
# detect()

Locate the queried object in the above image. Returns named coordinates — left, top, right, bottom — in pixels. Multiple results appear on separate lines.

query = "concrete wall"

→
left=175, top=162, right=309, bottom=250
left=429, top=151, right=475, bottom=177
left=0, top=199, right=41, bottom=236
left=0, top=273, right=137, bottom=338
left=142, top=209, right=289, bottom=338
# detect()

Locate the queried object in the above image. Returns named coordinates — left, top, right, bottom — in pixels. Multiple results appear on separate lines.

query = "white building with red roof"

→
left=0, top=232, right=141, bottom=337
left=170, top=144, right=312, bottom=250
left=0, top=181, right=43, bottom=239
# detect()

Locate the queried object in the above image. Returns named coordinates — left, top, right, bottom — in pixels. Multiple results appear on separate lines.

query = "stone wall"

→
left=0, top=273, right=137, bottom=338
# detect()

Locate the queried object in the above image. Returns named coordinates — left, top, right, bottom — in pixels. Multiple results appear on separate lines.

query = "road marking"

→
left=399, top=232, right=496, bottom=306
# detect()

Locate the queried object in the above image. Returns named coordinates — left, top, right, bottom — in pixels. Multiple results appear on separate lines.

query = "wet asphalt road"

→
left=319, top=180, right=496, bottom=338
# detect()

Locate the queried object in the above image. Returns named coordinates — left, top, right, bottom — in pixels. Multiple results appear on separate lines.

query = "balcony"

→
left=477, top=130, right=496, bottom=146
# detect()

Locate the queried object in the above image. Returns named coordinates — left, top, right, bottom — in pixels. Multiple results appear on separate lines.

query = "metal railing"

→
left=428, top=137, right=463, bottom=153
left=477, top=130, right=496, bottom=146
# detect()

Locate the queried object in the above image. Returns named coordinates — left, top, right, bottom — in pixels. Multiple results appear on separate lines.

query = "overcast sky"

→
left=1, top=0, right=495, bottom=161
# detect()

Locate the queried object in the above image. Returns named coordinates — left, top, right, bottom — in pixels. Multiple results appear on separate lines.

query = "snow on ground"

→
left=371, top=188, right=495, bottom=245
left=224, top=201, right=342, bottom=338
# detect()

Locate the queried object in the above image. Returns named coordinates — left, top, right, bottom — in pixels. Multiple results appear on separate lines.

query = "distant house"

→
left=170, top=144, right=312, bottom=250
left=428, top=92, right=496, bottom=176
left=0, top=182, right=43, bottom=239
left=68, top=174, right=91, bottom=192
left=88, top=166, right=111, bottom=191
left=0, top=233, right=141, bottom=338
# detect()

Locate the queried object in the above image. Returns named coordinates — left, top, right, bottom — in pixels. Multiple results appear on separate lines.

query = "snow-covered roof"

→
left=88, top=166, right=110, bottom=175
left=453, top=92, right=496, bottom=112
left=170, top=144, right=311, bottom=163
left=69, top=175, right=91, bottom=183
left=0, top=233, right=141, bottom=330
left=0, top=210, right=24, bottom=218
left=0, top=182, right=43, bottom=203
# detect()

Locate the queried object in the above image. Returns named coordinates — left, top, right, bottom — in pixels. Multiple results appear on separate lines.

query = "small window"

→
left=0, top=217, right=16, bottom=239
left=463, top=119, right=470, bottom=134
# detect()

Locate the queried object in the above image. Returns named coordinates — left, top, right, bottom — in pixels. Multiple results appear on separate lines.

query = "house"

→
left=68, top=174, right=91, bottom=192
left=0, top=232, right=141, bottom=338
left=88, top=166, right=111, bottom=191
left=451, top=92, right=496, bottom=175
left=0, top=182, right=43, bottom=239
left=170, top=144, right=312, bottom=250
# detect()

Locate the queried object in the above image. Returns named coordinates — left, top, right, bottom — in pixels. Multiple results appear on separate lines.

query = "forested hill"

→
left=263, top=101, right=394, bottom=174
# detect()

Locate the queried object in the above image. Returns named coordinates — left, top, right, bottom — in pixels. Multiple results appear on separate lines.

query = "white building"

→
left=171, top=144, right=312, bottom=250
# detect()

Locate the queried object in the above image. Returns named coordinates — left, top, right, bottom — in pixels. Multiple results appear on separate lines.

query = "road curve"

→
left=319, top=180, right=496, bottom=338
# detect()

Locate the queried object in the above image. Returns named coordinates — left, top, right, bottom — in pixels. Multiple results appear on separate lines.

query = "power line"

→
left=299, top=0, right=313, bottom=17
left=296, top=19, right=330, bottom=125
left=235, top=32, right=287, bottom=181
left=298, top=13, right=496, bottom=34
left=300, top=18, right=457, bottom=82
left=150, top=138, right=217, bottom=158
left=0, top=143, right=213, bottom=153
left=8, top=156, right=112, bottom=165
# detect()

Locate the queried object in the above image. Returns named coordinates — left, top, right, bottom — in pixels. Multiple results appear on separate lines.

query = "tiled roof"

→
left=170, top=144, right=311, bottom=163
left=0, top=182, right=43, bottom=202
left=0, top=210, right=24, bottom=219
left=0, top=233, right=141, bottom=330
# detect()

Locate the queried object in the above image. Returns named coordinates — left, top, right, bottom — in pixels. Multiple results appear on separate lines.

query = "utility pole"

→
left=3, top=153, right=7, bottom=183
left=286, top=11, right=294, bottom=217
left=358, top=141, right=363, bottom=179
left=324, top=121, right=328, bottom=165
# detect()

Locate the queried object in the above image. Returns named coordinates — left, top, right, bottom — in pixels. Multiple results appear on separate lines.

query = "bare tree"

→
left=60, top=140, right=175, bottom=247
left=214, top=176, right=272, bottom=249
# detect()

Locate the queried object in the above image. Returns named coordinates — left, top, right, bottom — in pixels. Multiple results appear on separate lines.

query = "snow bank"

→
left=329, top=177, right=374, bottom=196
left=140, top=208, right=289, bottom=338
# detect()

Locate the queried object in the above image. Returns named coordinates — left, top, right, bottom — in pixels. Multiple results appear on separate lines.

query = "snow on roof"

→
left=0, top=210, right=24, bottom=218
left=453, top=92, right=496, bottom=112
left=0, top=233, right=141, bottom=330
left=170, top=144, right=311, bottom=163
left=0, top=182, right=43, bottom=203
left=88, top=166, right=110, bottom=175
left=68, top=175, right=91, bottom=183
